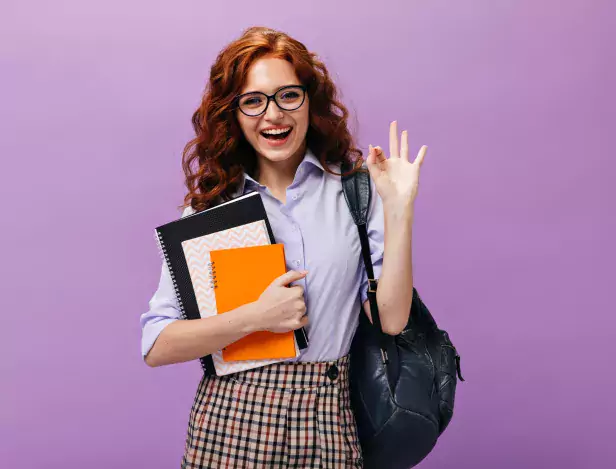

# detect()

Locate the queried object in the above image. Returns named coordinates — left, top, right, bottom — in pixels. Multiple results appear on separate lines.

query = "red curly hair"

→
left=180, top=26, right=364, bottom=213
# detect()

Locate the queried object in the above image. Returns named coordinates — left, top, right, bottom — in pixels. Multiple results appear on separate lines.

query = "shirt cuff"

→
left=141, top=316, right=177, bottom=359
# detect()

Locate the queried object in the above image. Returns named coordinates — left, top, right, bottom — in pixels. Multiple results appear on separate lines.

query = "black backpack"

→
left=341, top=162, right=464, bottom=469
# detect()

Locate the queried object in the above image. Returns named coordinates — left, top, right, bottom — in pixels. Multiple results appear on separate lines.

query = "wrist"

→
left=239, top=300, right=265, bottom=334
left=383, top=198, right=415, bottom=222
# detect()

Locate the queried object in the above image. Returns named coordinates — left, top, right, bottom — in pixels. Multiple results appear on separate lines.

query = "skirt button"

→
left=326, top=365, right=339, bottom=381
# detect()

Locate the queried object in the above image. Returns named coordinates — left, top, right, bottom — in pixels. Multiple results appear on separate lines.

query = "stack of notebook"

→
left=154, top=191, right=308, bottom=376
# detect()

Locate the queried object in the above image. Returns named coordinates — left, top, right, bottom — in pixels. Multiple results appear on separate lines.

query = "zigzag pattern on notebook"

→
left=181, top=220, right=285, bottom=375
left=182, top=220, right=270, bottom=317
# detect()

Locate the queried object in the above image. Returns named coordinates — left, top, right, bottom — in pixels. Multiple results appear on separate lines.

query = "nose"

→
left=264, top=97, right=284, bottom=121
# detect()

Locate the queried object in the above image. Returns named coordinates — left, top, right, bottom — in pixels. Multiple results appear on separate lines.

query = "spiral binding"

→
left=207, top=261, right=218, bottom=290
left=154, top=230, right=187, bottom=320
left=152, top=230, right=215, bottom=374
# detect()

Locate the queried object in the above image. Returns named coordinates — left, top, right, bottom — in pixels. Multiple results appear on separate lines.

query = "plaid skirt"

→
left=181, top=354, right=363, bottom=468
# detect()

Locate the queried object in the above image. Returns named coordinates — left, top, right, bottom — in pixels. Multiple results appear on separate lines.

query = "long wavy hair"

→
left=180, top=26, right=363, bottom=213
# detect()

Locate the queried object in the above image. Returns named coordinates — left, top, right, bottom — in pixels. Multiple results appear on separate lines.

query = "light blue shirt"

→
left=140, top=149, right=385, bottom=362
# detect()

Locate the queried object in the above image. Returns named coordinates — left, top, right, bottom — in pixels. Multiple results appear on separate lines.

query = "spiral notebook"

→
left=154, top=191, right=309, bottom=375
left=210, top=244, right=297, bottom=362
left=180, top=221, right=300, bottom=374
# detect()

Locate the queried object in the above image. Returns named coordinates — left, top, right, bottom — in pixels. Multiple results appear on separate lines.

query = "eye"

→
left=282, top=91, right=299, bottom=99
left=240, top=95, right=264, bottom=108
left=279, top=91, right=300, bottom=101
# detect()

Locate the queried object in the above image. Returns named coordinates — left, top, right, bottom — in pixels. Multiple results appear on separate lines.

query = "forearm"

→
left=145, top=302, right=260, bottom=367
left=375, top=200, right=414, bottom=334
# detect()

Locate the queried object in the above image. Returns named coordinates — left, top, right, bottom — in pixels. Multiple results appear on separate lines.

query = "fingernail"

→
left=369, top=144, right=373, bottom=152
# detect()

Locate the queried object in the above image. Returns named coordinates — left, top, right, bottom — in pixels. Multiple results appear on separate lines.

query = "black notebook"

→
left=154, top=191, right=309, bottom=375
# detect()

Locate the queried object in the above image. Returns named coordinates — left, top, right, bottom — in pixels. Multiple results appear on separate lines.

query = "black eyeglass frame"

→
left=234, top=85, right=308, bottom=117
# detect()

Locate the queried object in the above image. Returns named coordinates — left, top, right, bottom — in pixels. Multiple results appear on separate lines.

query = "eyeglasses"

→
left=236, top=85, right=307, bottom=117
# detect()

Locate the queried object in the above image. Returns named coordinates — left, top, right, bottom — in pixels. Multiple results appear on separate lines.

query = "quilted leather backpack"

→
left=341, top=162, right=464, bottom=469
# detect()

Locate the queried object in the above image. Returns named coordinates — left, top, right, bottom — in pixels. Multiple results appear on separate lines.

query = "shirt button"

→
left=294, top=260, right=301, bottom=267
left=292, top=194, right=299, bottom=200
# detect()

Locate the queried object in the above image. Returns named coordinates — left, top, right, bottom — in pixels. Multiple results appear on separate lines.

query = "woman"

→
left=140, top=26, right=426, bottom=468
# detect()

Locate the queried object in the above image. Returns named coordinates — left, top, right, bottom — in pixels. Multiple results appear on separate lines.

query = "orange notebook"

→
left=210, top=244, right=297, bottom=362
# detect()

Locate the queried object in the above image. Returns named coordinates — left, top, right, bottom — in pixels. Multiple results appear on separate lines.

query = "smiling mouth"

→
left=260, top=127, right=293, bottom=140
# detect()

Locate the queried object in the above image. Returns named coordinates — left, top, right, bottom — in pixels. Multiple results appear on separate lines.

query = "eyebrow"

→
left=240, top=84, right=302, bottom=95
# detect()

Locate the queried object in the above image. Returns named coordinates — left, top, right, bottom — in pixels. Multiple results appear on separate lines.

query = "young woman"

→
left=140, top=26, right=426, bottom=468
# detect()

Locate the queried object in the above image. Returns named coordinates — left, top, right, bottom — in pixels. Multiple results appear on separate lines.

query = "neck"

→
left=255, top=143, right=306, bottom=194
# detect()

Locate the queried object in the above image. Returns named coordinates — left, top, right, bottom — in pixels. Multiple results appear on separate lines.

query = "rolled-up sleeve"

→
left=140, top=260, right=181, bottom=359
left=140, top=206, right=193, bottom=359
left=359, top=179, right=385, bottom=305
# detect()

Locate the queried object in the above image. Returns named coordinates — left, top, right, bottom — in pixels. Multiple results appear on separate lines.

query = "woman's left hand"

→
left=367, top=121, right=427, bottom=209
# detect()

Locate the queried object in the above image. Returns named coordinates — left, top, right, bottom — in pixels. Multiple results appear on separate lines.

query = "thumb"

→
left=366, top=144, right=382, bottom=179
left=273, top=269, right=308, bottom=287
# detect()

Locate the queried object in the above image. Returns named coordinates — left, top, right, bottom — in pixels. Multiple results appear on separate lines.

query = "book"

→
left=154, top=191, right=309, bottom=375
left=210, top=244, right=297, bottom=362
left=181, top=220, right=298, bottom=374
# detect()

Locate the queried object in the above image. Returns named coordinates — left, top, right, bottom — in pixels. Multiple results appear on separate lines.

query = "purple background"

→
left=2, top=1, right=614, bottom=468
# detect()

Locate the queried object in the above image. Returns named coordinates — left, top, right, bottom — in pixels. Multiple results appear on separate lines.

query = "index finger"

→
left=273, top=269, right=308, bottom=287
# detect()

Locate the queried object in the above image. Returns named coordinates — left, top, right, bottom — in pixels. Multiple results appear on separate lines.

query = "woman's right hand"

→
left=252, top=270, right=309, bottom=333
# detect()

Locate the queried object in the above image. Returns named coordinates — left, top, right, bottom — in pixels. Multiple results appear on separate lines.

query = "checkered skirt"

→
left=181, top=354, right=363, bottom=468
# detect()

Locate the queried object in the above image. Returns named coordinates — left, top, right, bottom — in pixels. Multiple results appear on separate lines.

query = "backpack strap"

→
left=341, top=161, right=389, bottom=363
left=340, top=162, right=371, bottom=226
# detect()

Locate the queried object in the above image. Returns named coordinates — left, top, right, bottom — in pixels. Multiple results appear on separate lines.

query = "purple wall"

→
left=2, top=1, right=614, bottom=467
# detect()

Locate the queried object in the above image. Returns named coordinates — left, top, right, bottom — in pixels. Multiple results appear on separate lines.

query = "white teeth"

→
left=262, top=127, right=291, bottom=135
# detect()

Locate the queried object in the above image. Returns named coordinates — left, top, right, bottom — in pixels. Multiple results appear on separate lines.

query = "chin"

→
left=259, top=147, right=301, bottom=162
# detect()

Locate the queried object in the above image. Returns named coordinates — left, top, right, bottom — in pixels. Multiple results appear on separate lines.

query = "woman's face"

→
left=236, top=57, right=309, bottom=166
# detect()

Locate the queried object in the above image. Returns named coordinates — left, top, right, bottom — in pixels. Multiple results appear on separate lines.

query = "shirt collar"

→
left=301, top=148, right=325, bottom=172
left=235, top=148, right=325, bottom=196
